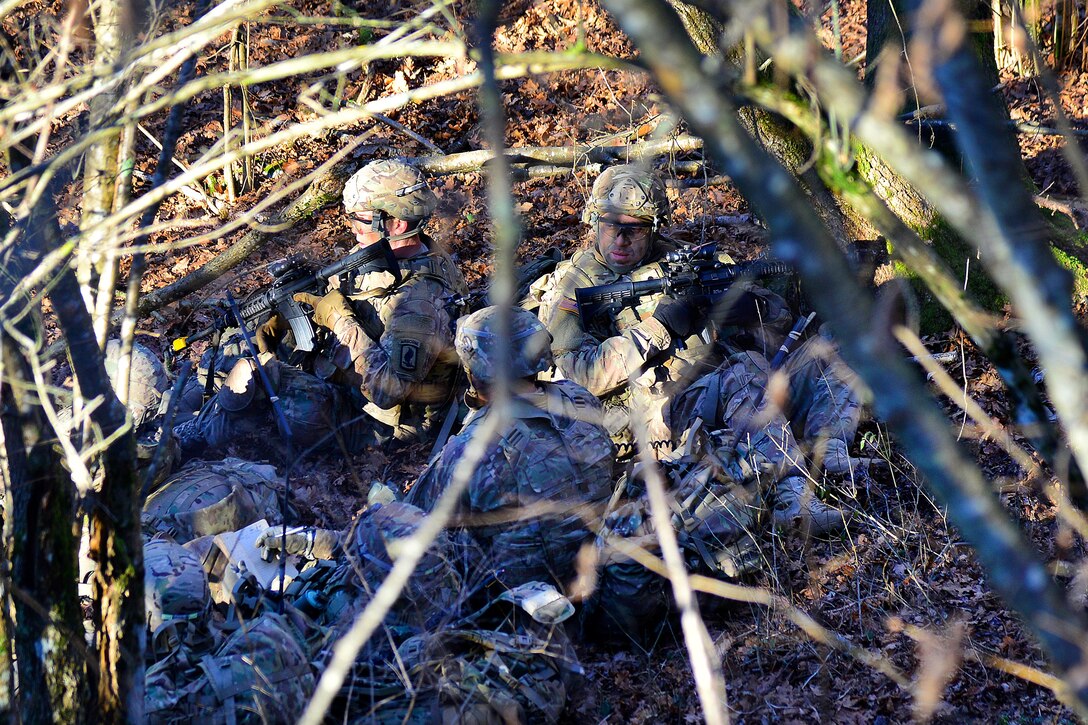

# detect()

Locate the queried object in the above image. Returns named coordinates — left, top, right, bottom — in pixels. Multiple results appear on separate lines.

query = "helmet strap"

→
left=372, top=209, right=425, bottom=245
left=386, top=222, right=424, bottom=244
left=369, top=209, right=387, bottom=236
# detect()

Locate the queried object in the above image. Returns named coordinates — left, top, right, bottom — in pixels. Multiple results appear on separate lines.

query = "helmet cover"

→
left=455, top=306, right=553, bottom=383
left=343, top=159, right=437, bottom=222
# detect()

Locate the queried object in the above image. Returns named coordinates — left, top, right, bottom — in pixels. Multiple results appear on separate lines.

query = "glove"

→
left=293, top=290, right=354, bottom=330
left=255, top=313, right=288, bottom=355
left=652, top=295, right=705, bottom=340
left=256, top=525, right=315, bottom=560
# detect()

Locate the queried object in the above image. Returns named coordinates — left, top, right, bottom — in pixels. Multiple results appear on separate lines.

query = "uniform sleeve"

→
left=332, top=280, right=453, bottom=409
left=404, top=451, right=451, bottom=511
left=536, top=270, right=673, bottom=398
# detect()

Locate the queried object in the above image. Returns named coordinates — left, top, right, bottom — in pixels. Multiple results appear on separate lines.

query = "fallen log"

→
left=137, top=134, right=713, bottom=315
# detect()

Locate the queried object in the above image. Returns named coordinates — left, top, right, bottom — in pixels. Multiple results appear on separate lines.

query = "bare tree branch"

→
left=600, top=0, right=1088, bottom=713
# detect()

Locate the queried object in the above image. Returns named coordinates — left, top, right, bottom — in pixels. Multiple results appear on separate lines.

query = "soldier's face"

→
left=344, top=209, right=386, bottom=246
left=596, top=213, right=653, bottom=273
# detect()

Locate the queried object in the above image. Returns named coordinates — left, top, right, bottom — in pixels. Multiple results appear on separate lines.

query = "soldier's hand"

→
left=652, top=295, right=706, bottom=340
left=255, top=525, right=315, bottom=560
left=255, top=313, right=288, bottom=355
left=293, top=290, right=354, bottom=330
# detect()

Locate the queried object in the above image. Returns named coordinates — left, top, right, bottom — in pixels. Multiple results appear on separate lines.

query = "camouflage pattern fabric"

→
left=407, top=380, right=614, bottom=590
left=174, top=241, right=466, bottom=456
left=145, top=612, right=316, bottom=725
left=342, top=159, right=437, bottom=222
left=283, top=501, right=483, bottom=636
left=587, top=452, right=770, bottom=643
left=60, top=340, right=170, bottom=447
left=348, top=503, right=465, bottom=607
left=581, top=163, right=671, bottom=227
left=142, top=458, right=282, bottom=543
left=454, top=305, right=553, bottom=383
left=144, top=538, right=211, bottom=660
left=328, top=239, right=467, bottom=438
left=317, top=584, right=578, bottom=724
left=528, top=242, right=784, bottom=458
left=669, top=335, right=863, bottom=481
left=103, top=338, right=170, bottom=430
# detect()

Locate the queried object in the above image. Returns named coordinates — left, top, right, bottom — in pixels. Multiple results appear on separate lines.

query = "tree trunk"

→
left=670, top=1, right=857, bottom=243
left=79, top=0, right=129, bottom=282
left=15, top=146, right=144, bottom=722
left=0, top=206, right=92, bottom=723
left=36, top=217, right=145, bottom=725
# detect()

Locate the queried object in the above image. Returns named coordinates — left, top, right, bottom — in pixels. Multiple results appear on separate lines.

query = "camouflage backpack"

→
left=144, top=538, right=211, bottom=660
left=146, top=612, right=316, bottom=725
left=143, top=458, right=283, bottom=543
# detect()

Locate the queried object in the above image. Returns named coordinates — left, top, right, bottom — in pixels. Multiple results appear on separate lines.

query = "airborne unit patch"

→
left=398, top=339, right=420, bottom=372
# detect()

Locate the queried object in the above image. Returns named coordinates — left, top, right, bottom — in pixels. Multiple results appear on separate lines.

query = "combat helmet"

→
left=455, top=306, right=553, bottom=383
left=342, top=159, right=437, bottom=222
left=144, top=538, right=210, bottom=656
left=582, top=164, right=671, bottom=229
left=104, top=339, right=169, bottom=430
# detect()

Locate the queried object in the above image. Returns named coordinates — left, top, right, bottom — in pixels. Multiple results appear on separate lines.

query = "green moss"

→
left=1051, top=245, right=1088, bottom=304
left=887, top=218, right=1007, bottom=334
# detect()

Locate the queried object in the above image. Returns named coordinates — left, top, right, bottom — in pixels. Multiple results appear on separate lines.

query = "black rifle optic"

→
left=575, top=244, right=793, bottom=328
left=172, top=238, right=402, bottom=356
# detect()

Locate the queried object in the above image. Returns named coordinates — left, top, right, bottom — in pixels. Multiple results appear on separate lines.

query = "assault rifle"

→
left=172, top=238, right=402, bottom=355
left=575, top=244, right=793, bottom=328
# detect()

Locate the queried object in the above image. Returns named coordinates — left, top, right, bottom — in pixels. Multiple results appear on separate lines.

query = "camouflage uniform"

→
left=175, top=160, right=466, bottom=457
left=405, top=307, right=615, bottom=591
left=527, top=165, right=793, bottom=458
left=325, top=236, right=466, bottom=437
left=669, top=330, right=863, bottom=501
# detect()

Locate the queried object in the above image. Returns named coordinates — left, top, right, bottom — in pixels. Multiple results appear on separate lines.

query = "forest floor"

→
left=8, top=0, right=1088, bottom=720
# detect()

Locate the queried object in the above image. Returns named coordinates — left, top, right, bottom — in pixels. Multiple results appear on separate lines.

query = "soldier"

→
left=405, top=306, right=615, bottom=592
left=525, top=163, right=784, bottom=459
left=529, top=164, right=859, bottom=532
left=669, top=330, right=864, bottom=533
left=176, top=159, right=467, bottom=457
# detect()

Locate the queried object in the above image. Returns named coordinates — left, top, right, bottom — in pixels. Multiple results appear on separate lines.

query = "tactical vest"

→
left=542, top=245, right=724, bottom=456
left=337, top=241, right=466, bottom=435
